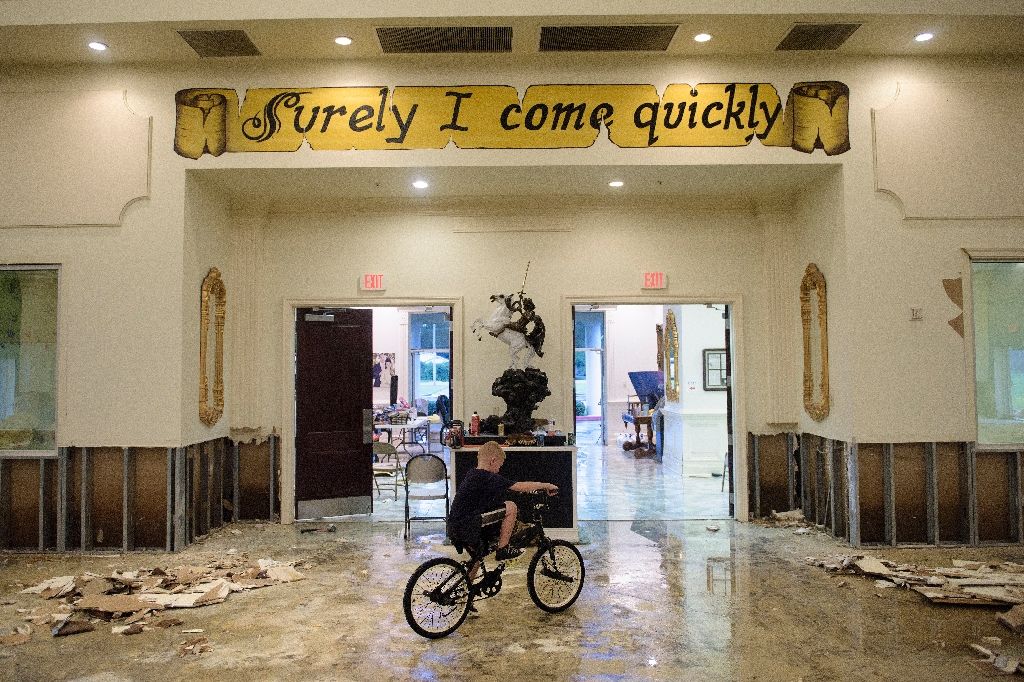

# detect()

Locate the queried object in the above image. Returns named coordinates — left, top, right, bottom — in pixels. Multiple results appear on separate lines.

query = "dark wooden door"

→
left=295, top=307, right=373, bottom=519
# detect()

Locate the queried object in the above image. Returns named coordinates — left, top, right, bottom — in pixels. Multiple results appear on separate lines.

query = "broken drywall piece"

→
left=793, top=528, right=811, bottom=535
left=52, top=619, right=95, bottom=637
left=705, top=525, right=719, bottom=532
left=998, top=604, right=1024, bottom=633
left=874, top=580, right=895, bottom=589
left=111, top=624, right=145, bottom=636
left=264, top=565, right=304, bottom=583
left=0, top=625, right=31, bottom=647
left=177, top=635, right=212, bottom=657
left=152, top=617, right=184, bottom=629
left=21, top=576, right=76, bottom=599
left=74, top=594, right=157, bottom=615
left=854, top=557, right=893, bottom=577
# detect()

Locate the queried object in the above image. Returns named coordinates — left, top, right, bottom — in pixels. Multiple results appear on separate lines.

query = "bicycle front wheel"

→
left=403, top=557, right=472, bottom=638
left=527, top=539, right=585, bottom=613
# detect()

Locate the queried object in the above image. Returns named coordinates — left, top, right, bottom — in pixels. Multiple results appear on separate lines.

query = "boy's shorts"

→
left=448, top=506, right=507, bottom=546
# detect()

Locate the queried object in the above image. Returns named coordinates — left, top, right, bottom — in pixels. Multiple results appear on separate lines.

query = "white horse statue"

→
left=471, top=294, right=538, bottom=369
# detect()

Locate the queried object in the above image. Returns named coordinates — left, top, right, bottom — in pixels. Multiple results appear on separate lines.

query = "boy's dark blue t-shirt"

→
left=447, top=467, right=513, bottom=543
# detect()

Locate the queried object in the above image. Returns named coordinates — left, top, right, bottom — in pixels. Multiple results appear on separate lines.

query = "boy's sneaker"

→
left=495, top=545, right=524, bottom=561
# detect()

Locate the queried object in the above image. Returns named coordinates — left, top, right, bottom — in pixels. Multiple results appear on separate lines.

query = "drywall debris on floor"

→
left=10, top=553, right=304, bottom=646
left=807, top=553, right=1024, bottom=646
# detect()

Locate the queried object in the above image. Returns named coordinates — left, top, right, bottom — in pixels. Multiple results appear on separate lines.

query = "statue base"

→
left=491, top=367, right=550, bottom=435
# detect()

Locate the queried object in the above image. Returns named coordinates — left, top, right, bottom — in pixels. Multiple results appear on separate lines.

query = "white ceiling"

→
left=194, top=164, right=837, bottom=212
left=0, top=6, right=1022, bottom=64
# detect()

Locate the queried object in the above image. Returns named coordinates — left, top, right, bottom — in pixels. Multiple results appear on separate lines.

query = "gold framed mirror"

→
left=664, top=310, right=680, bottom=401
left=199, top=267, right=226, bottom=427
left=800, top=263, right=829, bottom=421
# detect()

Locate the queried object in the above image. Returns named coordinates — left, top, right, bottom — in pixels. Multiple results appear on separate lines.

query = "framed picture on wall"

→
left=703, top=348, right=728, bottom=391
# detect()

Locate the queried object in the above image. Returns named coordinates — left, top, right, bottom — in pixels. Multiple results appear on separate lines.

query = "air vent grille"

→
left=776, top=23, right=860, bottom=51
left=376, top=26, right=512, bottom=53
left=541, top=25, right=678, bottom=52
left=177, top=30, right=261, bottom=58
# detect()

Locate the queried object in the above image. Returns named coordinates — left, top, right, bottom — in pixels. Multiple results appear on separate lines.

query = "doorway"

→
left=573, top=310, right=606, bottom=446
left=571, top=302, right=733, bottom=520
left=289, top=302, right=456, bottom=523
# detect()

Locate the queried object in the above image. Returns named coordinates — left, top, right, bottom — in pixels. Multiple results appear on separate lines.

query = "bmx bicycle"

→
left=403, top=491, right=585, bottom=639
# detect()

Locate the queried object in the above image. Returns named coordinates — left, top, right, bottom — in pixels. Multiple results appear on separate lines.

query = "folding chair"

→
left=372, top=441, right=401, bottom=501
left=404, top=453, right=449, bottom=539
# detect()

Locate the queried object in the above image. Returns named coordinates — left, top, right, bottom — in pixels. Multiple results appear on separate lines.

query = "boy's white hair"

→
left=477, top=440, right=505, bottom=465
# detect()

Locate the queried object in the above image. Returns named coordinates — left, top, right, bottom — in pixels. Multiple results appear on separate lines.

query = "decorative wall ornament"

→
left=800, top=264, right=830, bottom=421
left=199, top=267, right=226, bottom=427
left=656, top=323, right=665, bottom=372
left=664, top=310, right=680, bottom=402
left=942, top=277, right=965, bottom=338
left=173, top=81, right=850, bottom=158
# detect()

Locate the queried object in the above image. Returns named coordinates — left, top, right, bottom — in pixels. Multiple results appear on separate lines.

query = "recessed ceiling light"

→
left=608, top=180, right=624, bottom=188
left=88, top=41, right=108, bottom=51
left=693, top=33, right=712, bottom=43
left=914, top=32, right=934, bottom=42
left=334, top=36, right=353, bottom=46
left=412, top=180, right=429, bottom=189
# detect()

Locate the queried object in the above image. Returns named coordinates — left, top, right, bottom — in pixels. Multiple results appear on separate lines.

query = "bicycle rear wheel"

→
left=527, top=539, right=585, bottom=613
left=403, top=557, right=472, bottom=638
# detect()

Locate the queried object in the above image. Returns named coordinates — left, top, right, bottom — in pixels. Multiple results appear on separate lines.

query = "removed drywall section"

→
left=752, top=433, right=790, bottom=517
left=239, top=439, right=271, bottom=520
left=5, top=459, right=39, bottom=548
left=977, top=451, right=1014, bottom=543
left=894, top=443, right=928, bottom=544
left=858, top=443, right=886, bottom=544
left=89, top=447, right=123, bottom=549
left=132, top=448, right=168, bottom=549
left=936, top=442, right=969, bottom=543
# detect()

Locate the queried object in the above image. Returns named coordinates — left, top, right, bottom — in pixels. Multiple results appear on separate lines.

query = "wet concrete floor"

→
left=2, top=520, right=1022, bottom=681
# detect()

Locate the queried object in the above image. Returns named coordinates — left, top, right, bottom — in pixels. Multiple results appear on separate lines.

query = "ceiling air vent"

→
left=177, top=30, right=261, bottom=58
left=376, top=26, right=512, bottom=53
left=776, top=23, right=860, bottom=51
left=541, top=25, right=678, bottom=52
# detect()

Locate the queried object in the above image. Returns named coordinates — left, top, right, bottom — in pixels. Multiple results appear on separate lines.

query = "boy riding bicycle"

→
left=447, top=440, right=558, bottom=563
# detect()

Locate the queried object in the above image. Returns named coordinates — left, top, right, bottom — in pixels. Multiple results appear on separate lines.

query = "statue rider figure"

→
left=500, top=294, right=545, bottom=358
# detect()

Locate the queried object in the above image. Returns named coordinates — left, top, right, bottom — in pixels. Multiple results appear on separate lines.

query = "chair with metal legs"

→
left=403, top=453, right=449, bottom=539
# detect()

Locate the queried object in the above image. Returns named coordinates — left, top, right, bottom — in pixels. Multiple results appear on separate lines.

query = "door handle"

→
left=363, top=409, right=373, bottom=444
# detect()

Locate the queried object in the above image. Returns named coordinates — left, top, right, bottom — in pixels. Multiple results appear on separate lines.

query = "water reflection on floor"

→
left=2, top=519, right=1010, bottom=681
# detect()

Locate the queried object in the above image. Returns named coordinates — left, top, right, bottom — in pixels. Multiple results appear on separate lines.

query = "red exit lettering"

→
left=361, top=273, right=385, bottom=290
left=642, top=271, right=666, bottom=289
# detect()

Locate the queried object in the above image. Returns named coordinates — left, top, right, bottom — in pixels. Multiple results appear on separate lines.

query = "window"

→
left=0, top=268, right=58, bottom=454
left=972, top=262, right=1024, bottom=445
left=409, top=312, right=450, bottom=413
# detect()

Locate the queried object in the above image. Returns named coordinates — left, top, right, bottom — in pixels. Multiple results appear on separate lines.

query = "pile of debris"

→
left=752, top=509, right=817, bottom=535
left=3, top=554, right=303, bottom=650
left=807, top=553, right=1024, bottom=674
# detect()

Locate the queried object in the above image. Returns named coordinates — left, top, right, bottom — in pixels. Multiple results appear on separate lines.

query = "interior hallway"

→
left=0, top=519, right=1013, bottom=680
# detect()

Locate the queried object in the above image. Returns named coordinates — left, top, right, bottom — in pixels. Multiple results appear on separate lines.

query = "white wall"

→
left=370, top=307, right=409, bottom=406
left=605, top=305, right=662, bottom=407
left=1, top=53, right=1023, bottom=452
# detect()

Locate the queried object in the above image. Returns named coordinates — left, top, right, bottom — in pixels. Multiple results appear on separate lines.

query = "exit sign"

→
left=642, top=271, right=667, bottom=289
left=360, top=273, right=386, bottom=291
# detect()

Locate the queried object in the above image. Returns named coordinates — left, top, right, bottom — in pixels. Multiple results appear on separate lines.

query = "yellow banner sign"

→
left=174, top=82, right=849, bottom=159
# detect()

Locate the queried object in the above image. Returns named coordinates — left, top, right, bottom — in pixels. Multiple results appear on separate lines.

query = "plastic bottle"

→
left=470, top=411, right=480, bottom=436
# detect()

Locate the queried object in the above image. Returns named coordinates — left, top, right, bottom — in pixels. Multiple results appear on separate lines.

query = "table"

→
left=374, top=416, right=429, bottom=454
left=448, top=445, right=578, bottom=542
left=622, top=413, right=655, bottom=457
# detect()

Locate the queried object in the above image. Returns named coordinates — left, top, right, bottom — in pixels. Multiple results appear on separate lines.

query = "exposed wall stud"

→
left=38, top=459, right=47, bottom=550
left=1014, top=451, right=1024, bottom=543
left=800, top=432, right=811, bottom=514
left=165, top=448, right=174, bottom=552
left=926, top=442, right=939, bottom=545
left=80, top=448, right=92, bottom=552
left=122, top=448, right=135, bottom=552
left=967, top=443, right=979, bottom=546
left=173, top=447, right=187, bottom=551
left=232, top=440, right=240, bottom=522
left=57, top=447, right=69, bottom=552
left=787, top=433, right=797, bottom=510
left=846, top=441, right=861, bottom=544
left=826, top=439, right=837, bottom=535
left=0, top=459, right=10, bottom=549
left=883, top=443, right=895, bottom=545
left=269, top=434, right=277, bottom=519
left=752, top=434, right=761, bottom=517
